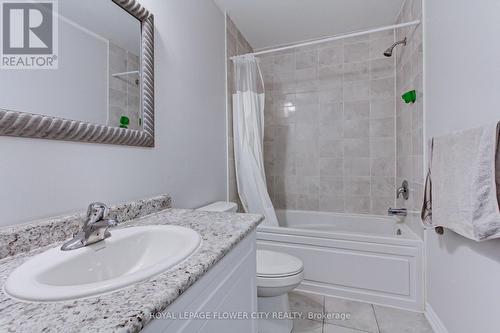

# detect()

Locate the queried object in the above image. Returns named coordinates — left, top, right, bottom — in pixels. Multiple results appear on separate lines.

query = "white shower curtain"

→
left=232, top=55, right=278, bottom=227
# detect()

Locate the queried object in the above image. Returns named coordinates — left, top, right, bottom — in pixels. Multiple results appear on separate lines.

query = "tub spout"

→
left=388, top=208, right=407, bottom=217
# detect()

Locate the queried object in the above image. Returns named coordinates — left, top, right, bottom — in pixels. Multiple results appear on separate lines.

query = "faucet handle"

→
left=91, top=218, right=118, bottom=229
left=396, top=180, right=409, bottom=200
left=62, top=203, right=115, bottom=251
left=86, top=202, right=109, bottom=224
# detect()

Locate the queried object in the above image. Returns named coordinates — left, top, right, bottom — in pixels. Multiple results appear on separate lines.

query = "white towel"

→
left=421, top=139, right=433, bottom=226
left=497, top=131, right=500, bottom=210
left=427, top=122, right=500, bottom=241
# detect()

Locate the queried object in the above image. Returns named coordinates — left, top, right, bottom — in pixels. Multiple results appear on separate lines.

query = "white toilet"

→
left=256, top=249, right=304, bottom=333
left=197, top=202, right=304, bottom=333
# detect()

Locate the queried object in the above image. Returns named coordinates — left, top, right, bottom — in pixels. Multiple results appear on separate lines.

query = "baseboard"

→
left=424, top=303, right=448, bottom=333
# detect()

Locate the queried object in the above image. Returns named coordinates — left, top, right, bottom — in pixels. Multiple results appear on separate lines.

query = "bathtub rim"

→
left=259, top=210, right=422, bottom=246
left=276, top=209, right=399, bottom=223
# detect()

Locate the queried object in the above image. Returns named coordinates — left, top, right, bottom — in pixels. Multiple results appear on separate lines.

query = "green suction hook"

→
left=119, top=116, right=130, bottom=129
left=402, top=90, right=417, bottom=104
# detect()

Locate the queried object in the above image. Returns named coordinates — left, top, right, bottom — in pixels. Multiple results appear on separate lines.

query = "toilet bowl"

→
left=197, top=202, right=304, bottom=333
left=256, top=249, right=304, bottom=333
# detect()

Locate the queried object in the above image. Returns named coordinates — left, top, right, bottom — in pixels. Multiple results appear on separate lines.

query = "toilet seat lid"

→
left=257, top=250, right=303, bottom=278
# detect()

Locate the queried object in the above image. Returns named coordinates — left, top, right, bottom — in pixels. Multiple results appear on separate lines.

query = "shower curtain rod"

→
left=231, top=20, right=420, bottom=59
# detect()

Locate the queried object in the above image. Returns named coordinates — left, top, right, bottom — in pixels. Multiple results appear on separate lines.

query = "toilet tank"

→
left=197, top=202, right=238, bottom=213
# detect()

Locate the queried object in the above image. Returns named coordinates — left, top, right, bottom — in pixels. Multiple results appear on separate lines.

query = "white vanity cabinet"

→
left=143, top=232, right=258, bottom=333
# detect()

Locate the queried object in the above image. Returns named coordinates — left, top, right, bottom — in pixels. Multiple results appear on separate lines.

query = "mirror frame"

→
left=0, top=0, right=155, bottom=147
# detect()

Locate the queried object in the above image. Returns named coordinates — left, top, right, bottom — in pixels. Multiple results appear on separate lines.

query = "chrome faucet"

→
left=388, top=208, right=408, bottom=217
left=397, top=180, right=409, bottom=200
left=61, top=203, right=118, bottom=251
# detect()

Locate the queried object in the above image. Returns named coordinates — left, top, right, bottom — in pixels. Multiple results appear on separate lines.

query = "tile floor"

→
left=289, top=291, right=434, bottom=333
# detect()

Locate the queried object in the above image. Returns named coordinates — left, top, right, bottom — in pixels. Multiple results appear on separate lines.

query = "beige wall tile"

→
left=319, top=89, right=343, bottom=103
left=319, top=64, right=344, bottom=90
left=319, top=102, right=343, bottom=125
left=370, top=117, right=395, bottom=137
left=320, top=139, right=344, bottom=158
left=343, top=80, right=370, bottom=101
left=274, top=52, right=296, bottom=73
left=320, top=177, right=344, bottom=196
left=371, top=157, right=395, bottom=177
left=344, top=62, right=369, bottom=82
left=372, top=177, right=395, bottom=197
left=320, top=124, right=344, bottom=140
left=344, top=158, right=371, bottom=177
left=370, top=58, right=395, bottom=80
left=320, top=196, right=345, bottom=212
left=295, top=68, right=319, bottom=93
left=344, top=119, right=370, bottom=138
left=371, top=99, right=394, bottom=119
left=320, top=158, right=344, bottom=176
left=344, top=42, right=370, bottom=63
left=319, top=46, right=344, bottom=66
left=344, top=100, right=370, bottom=120
left=371, top=137, right=395, bottom=157
left=296, top=49, right=318, bottom=70
left=371, top=197, right=395, bottom=215
left=297, top=194, right=320, bottom=210
left=344, top=138, right=370, bottom=157
left=345, top=177, right=371, bottom=196
left=297, top=176, right=320, bottom=195
left=345, top=196, right=371, bottom=214
left=275, top=192, right=297, bottom=210
left=371, top=78, right=395, bottom=99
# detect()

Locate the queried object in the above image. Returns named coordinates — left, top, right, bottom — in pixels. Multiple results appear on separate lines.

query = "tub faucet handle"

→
left=396, top=180, right=409, bottom=200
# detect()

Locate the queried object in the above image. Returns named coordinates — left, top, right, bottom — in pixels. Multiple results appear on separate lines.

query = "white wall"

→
left=425, top=0, right=500, bottom=332
left=0, top=0, right=227, bottom=226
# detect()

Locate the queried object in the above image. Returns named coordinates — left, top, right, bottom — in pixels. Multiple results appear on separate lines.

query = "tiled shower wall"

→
left=108, top=43, right=141, bottom=130
left=395, top=0, right=424, bottom=236
left=226, top=15, right=253, bottom=210
left=260, top=31, right=397, bottom=215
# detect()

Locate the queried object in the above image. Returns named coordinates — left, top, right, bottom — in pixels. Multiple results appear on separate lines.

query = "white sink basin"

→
left=4, top=225, right=201, bottom=302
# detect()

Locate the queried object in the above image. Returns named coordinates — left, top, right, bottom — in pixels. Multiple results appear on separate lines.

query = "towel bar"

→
left=423, top=226, right=445, bottom=235
left=435, top=226, right=444, bottom=235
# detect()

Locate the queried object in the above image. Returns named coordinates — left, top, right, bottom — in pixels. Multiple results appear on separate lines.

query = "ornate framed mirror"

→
left=0, top=0, right=154, bottom=147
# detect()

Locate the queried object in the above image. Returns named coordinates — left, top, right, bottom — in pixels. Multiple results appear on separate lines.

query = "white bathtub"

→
left=257, top=210, right=424, bottom=311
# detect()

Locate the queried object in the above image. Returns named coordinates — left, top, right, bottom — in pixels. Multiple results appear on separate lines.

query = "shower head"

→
left=383, top=37, right=407, bottom=57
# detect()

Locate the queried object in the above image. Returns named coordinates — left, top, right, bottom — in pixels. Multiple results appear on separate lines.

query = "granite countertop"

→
left=0, top=208, right=263, bottom=333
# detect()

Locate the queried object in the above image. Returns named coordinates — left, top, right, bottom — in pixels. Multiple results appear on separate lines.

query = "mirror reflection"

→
left=0, top=0, right=142, bottom=130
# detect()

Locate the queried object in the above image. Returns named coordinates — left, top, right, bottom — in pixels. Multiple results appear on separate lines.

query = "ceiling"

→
left=214, top=0, right=406, bottom=50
